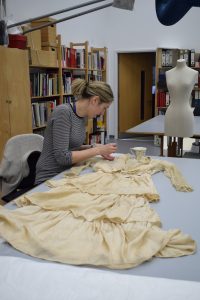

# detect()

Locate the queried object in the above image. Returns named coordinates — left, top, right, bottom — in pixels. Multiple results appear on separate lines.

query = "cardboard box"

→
left=42, top=41, right=57, bottom=47
left=42, top=42, right=57, bottom=52
left=31, top=18, right=57, bottom=44
left=29, top=49, right=57, bottom=67
left=25, top=30, right=41, bottom=50
left=42, top=46, right=57, bottom=53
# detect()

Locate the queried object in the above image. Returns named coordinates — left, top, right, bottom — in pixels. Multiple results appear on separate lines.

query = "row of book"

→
left=160, top=48, right=197, bottom=68
left=33, top=128, right=45, bottom=136
left=93, top=115, right=105, bottom=131
left=88, top=70, right=103, bottom=81
left=32, top=98, right=106, bottom=144
left=30, top=69, right=104, bottom=99
left=180, top=49, right=195, bottom=67
left=61, top=46, right=105, bottom=70
left=193, top=90, right=200, bottom=101
left=157, top=70, right=200, bottom=94
left=63, top=95, right=75, bottom=106
left=32, top=100, right=57, bottom=128
left=63, top=95, right=106, bottom=132
left=62, top=69, right=104, bottom=96
left=192, top=90, right=200, bottom=116
left=30, top=72, right=59, bottom=97
left=157, top=90, right=200, bottom=114
left=63, top=72, right=72, bottom=95
left=192, top=98, right=200, bottom=107
left=61, top=47, right=85, bottom=68
left=89, top=131, right=106, bottom=145
left=89, top=51, right=105, bottom=70
left=157, top=70, right=167, bottom=89
left=157, top=108, right=166, bottom=115
left=161, top=49, right=179, bottom=67
left=157, top=91, right=170, bottom=108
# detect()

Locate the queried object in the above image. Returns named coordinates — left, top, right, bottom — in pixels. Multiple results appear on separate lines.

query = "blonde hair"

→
left=71, top=79, right=114, bottom=104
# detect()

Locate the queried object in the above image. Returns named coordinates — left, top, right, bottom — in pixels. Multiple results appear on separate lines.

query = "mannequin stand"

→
left=167, top=137, right=183, bottom=157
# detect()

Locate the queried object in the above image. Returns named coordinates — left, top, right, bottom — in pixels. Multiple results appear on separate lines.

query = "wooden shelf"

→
left=30, top=65, right=59, bottom=69
left=89, top=69, right=106, bottom=72
left=33, top=125, right=46, bottom=130
left=31, top=94, right=60, bottom=100
left=28, top=37, right=107, bottom=144
left=62, top=67, right=87, bottom=71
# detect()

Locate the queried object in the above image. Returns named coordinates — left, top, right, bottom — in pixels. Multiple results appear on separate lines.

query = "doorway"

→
left=118, top=52, right=156, bottom=136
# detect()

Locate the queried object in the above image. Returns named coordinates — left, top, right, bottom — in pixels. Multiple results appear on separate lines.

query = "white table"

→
left=127, top=115, right=200, bottom=156
left=1, top=156, right=200, bottom=283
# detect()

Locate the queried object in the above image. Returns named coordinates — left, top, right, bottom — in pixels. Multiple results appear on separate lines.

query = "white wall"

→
left=6, top=0, right=109, bottom=46
left=6, top=0, right=200, bottom=137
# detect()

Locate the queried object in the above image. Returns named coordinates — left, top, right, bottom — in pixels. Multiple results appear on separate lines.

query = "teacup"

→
left=130, top=147, right=147, bottom=161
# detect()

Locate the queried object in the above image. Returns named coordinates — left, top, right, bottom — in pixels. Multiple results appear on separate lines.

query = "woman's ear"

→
left=90, top=95, right=100, bottom=105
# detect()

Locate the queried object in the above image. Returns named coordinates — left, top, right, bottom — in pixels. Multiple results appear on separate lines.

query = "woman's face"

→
left=87, top=96, right=110, bottom=118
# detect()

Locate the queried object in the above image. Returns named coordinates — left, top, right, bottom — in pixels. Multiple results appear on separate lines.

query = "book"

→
left=190, top=49, right=195, bottom=67
left=70, top=48, right=77, bottom=68
left=32, top=103, right=41, bottom=127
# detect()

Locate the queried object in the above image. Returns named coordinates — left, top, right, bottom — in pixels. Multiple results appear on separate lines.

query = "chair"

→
left=0, top=134, right=44, bottom=202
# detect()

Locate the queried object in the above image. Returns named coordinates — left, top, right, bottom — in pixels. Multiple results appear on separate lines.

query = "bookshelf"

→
left=30, top=66, right=60, bottom=131
left=0, top=26, right=108, bottom=158
left=28, top=23, right=108, bottom=144
left=155, top=47, right=200, bottom=117
left=59, top=40, right=107, bottom=144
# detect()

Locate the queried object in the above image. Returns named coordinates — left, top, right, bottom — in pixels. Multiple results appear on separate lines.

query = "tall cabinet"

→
left=0, top=46, right=32, bottom=159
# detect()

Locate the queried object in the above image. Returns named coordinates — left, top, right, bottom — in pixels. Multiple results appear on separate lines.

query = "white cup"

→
left=130, top=147, right=147, bottom=161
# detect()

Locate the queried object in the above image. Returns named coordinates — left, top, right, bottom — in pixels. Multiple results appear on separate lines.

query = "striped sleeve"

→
left=52, top=106, right=72, bottom=166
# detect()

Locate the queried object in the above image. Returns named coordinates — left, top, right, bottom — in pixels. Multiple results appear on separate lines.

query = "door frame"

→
left=113, top=49, right=156, bottom=139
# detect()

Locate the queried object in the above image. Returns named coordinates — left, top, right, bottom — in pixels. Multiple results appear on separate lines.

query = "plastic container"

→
left=8, top=34, right=27, bottom=49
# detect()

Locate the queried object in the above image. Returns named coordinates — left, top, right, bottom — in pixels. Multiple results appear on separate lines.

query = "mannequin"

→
left=164, top=59, right=198, bottom=137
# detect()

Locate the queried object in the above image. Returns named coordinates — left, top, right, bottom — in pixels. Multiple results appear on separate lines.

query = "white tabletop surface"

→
left=127, top=115, right=200, bottom=137
left=1, top=156, right=200, bottom=282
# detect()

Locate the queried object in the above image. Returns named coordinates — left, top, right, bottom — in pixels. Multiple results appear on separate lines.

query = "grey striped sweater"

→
left=35, top=103, right=86, bottom=184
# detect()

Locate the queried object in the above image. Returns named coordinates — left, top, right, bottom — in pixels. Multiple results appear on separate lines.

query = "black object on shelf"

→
left=0, top=19, right=8, bottom=45
left=156, top=0, right=200, bottom=26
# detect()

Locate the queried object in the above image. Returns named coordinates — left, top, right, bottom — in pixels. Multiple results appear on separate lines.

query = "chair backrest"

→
left=0, top=134, right=44, bottom=199
left=18, top=150, right=41, bottom=189
left=2, top=150, right=42, bottom=202
left=1, top=134, right=44, bottom=162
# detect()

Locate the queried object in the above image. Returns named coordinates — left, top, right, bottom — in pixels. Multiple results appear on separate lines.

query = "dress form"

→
left=164, top=59, right=198, bottom=137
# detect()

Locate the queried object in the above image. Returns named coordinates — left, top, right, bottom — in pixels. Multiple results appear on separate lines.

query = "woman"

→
left=35, top=79, right=117, bottom=184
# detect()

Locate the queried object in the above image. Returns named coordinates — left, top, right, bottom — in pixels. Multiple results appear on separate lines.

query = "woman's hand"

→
left=71, top=143, right=117, bottom=164
left=94, top=143, right=117, bottom=160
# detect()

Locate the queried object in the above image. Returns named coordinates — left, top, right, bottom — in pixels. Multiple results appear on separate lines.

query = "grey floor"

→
left=107, top=135, right=200, bottom=158
left=107, top=136, right=160, bottom=156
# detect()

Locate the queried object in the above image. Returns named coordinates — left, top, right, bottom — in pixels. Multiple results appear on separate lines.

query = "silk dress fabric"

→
left=0, top=155, right=196, bottom=269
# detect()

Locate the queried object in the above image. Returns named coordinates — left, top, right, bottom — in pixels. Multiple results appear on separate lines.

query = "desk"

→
left=0, top=156, right=200, bottom=286
left=127, top=115, right=200, bottom=156
left=1, top=156, right=200, bottom=299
